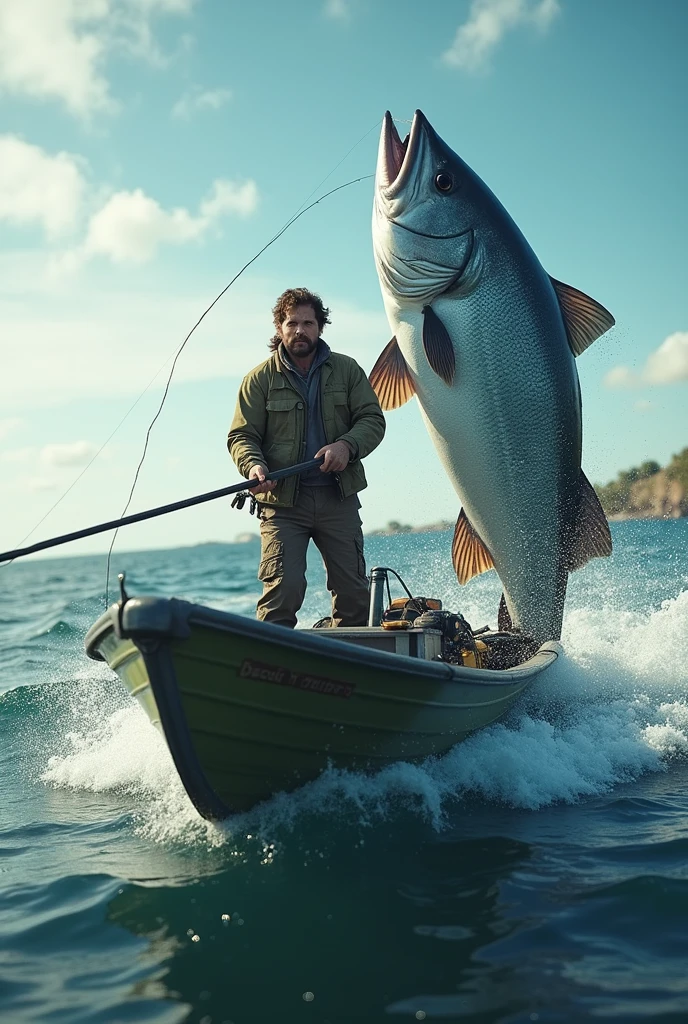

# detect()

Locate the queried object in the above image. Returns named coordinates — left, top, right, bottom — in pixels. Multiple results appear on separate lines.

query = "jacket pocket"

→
left=265, top=395, right=303, bottom=448
left=324, top=384, right=350, bottom=435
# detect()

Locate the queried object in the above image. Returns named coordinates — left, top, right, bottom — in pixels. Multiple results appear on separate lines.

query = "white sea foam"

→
left=39, top=590, right=688, bottom=845
left=40, top=676, right=227, bottom=848
left=563, top=588, right=688, bottom=687
left=642, top=702, right=688, bottom=755
left=42, top=701, right=172, bottom=795
left=243, top=696, right=679, bottom=835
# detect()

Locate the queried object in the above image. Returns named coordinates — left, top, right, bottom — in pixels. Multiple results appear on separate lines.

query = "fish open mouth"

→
left=378, top=110, right=426, bottom=193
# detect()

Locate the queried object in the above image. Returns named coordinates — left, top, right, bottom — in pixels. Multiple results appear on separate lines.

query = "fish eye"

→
left=434, top=172, right=454, bottom=193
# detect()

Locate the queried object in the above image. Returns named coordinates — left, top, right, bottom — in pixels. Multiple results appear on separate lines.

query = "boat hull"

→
left=86, top=597, right=560, bottom=819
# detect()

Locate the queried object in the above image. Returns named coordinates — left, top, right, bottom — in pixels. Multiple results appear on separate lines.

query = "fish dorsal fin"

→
left=568, top=471, right=613, bottom=570
left=422, top=305, right=455, bottom=386
left=452, top=509, right=495, bottom=584
left=369, top=337, right=416, bottom=410
left=550, top=277, right=615, bottom=356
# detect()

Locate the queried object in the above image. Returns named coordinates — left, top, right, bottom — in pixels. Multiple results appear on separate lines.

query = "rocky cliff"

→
left=607, top=469, right=687, bottom=520
left=596, top=448, right=687, bottom=520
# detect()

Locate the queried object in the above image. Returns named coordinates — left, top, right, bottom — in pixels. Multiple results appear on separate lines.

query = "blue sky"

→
left=0, top=0, right=686, bottom=557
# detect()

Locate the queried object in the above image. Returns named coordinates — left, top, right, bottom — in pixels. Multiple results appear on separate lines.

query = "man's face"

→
left=279, top=304, right=320, bottom=359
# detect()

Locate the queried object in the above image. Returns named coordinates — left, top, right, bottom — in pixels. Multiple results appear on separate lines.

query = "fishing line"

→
left=284, top=118, right=382, bottom=222
left=5, top=115, right=392, bottom=573
left=103, top=167, right=375, bottom=606
left=3, top=388, right=159, bottom=568
left=6, top=116, right=410, bottom=579
left=0, top=121, right=379, bottom=583
left=8, top=112, right=387, bottom=569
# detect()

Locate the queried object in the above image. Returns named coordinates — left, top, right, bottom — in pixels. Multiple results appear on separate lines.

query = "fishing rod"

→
left=0, top=458, right=323, bottom=565
left=11, top=169, right=376, bottom=569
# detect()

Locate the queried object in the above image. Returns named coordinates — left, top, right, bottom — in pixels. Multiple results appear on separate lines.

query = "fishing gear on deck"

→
left=0, top=457, right=324, bottom=565
left=415, top=608, right=486, bottom=668
left=367, top=565, right=538, bottom=670
left=380, top=596, right=443, bottom=630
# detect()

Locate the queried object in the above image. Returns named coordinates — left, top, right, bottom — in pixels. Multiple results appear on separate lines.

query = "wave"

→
left=0, top=606, right=98, bottom=655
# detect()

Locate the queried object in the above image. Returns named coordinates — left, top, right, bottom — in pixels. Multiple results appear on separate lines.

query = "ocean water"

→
left=1, top=520, right=687, bottom=1023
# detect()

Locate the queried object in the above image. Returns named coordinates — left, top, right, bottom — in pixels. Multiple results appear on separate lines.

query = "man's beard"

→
left=284, top=336, right=318, bottom=358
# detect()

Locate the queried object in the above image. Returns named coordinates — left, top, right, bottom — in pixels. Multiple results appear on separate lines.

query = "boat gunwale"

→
left=85, top=597, right=560, bottom=688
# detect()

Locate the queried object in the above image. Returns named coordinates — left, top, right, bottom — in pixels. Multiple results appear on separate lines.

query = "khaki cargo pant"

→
left=256, top=485, right=369, bottom=629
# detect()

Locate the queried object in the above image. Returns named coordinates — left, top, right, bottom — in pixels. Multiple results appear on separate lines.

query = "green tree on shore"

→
left=595, top=449, right=687, bottom=515
left=667, top=448, right=688, bottom=491
left=386, top=520, right=412, bottom=534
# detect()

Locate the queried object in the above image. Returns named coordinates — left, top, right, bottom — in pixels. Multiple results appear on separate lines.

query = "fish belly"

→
left=393, top=298, right=580, bottom=641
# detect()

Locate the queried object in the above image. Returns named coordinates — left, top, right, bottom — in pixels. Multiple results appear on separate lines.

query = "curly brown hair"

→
left=269, top=287, right=331, bottom=351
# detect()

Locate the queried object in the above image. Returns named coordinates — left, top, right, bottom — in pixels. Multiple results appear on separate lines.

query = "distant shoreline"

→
left=369, top=450, right=688, bottom=535
left=366, top=520, right=454, bottom=536
left=367, top=514, right=685, bottom=537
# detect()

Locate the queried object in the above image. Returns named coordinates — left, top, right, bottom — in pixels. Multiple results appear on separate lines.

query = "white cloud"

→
left=171, top=87, right=232, bottom=119
left=0, top=0, right=194, bottom=118
left=324, top=0, right=350, bottom=19
left=603, top=365, right=637, bottom=389
left=110, top=0, right=196, bottom=63
left=605, top=332, right=688, bottom=389
left=40, top=441, right=99, bottom=466
left=0, top=418, right=24, bottom=443
left=441, top=0, right=560, bottom=72
left=78, top=178, right=258, bottom=264
left=85, top=189, right=200, bottom=263
left=643, top=331, right=688, bottom=385
left=199, top=179, right=259, bottom=220
left=0, top=135, right=87, bottom=238
left=0, top=131, right=257, bottom=266
left=0, top=0, right=110, bottom=117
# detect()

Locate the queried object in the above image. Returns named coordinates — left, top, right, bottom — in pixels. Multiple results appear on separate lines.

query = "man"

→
left=228, top=287, right=385, bottom=628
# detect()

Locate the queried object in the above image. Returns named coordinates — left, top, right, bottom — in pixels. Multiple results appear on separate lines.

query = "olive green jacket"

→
left=227, top=349, right=385, bottom=507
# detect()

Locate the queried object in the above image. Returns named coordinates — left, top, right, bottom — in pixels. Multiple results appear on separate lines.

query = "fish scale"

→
left=371, top=110, right=613, bottom=642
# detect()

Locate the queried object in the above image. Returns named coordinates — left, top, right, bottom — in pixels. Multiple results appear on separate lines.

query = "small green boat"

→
left=85, top=578, right=560, bottom=820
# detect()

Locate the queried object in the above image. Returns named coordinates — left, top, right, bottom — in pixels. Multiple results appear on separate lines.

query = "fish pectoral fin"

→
left=369, top=337, right=416, bottom=411
left=452, top=509, right=495, bottom=584
left=498, top=593, right=512, bottom=631
left=422, top=305, right=455, bottom=385
left=568, top=471, right=613, bottom=570
left=550, top=277, right=616, bottom=357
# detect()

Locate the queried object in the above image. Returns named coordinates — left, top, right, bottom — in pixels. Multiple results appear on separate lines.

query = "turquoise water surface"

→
left=1, top=521, right=687, bottom=1023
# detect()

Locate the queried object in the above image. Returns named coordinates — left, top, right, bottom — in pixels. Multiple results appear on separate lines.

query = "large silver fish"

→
left=371, top=110, right=614, bottom=642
